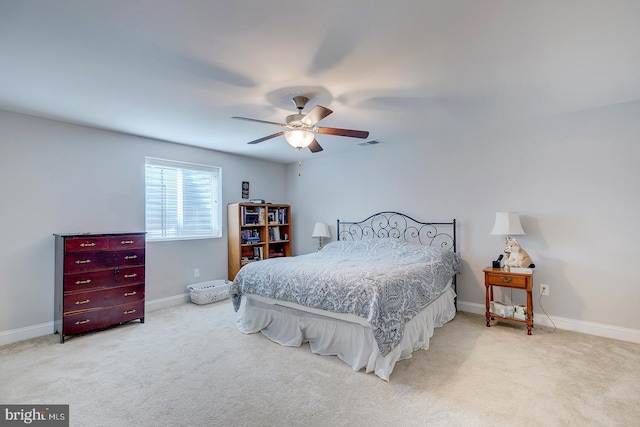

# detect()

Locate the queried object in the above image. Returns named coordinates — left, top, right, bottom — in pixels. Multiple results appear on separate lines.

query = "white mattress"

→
left=236, top=282, right=456, bottom=381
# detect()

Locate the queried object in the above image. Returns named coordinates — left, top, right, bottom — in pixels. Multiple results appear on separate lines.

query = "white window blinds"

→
left=145, top=158, right=222, bottom=241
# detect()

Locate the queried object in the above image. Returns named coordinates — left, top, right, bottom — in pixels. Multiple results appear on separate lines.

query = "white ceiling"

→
left=1, top=1, right=639, bottom=164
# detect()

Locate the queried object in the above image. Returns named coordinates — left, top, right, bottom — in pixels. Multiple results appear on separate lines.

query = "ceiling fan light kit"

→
left=284, top=130, right=315, bottom=149
left=232, top=94, right=370, bottom=154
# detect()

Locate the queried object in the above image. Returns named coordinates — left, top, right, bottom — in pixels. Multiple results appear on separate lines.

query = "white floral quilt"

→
left=231, top=239, right=460, bottom=357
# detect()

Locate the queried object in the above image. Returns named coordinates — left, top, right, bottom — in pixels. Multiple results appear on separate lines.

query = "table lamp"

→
left=312, top=222, right=330, bottom=250
left=490, top=212, right=525, bottom=244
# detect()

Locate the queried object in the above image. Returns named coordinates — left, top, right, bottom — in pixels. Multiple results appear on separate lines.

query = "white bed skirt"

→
left=236, top=286, right=456, bottom=381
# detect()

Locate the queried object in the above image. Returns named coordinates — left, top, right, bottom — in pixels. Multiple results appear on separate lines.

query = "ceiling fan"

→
left=232, top=96, right=369, bottom=153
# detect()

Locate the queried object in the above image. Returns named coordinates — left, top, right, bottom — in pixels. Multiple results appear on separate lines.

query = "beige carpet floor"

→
left=1, top=301, right=639, bottom=427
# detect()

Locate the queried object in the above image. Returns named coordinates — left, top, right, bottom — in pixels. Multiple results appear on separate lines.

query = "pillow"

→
left=322, top=238, right=425, bottom=257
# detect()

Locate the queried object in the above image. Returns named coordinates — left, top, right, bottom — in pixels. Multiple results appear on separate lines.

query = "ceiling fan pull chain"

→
left=298, top=159, right=302, bottom=176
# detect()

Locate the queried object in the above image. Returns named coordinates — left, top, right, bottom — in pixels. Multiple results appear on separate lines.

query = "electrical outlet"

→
left=194, top=268, right=200, bottom=278
left=540, top=284, right=549, bottom=296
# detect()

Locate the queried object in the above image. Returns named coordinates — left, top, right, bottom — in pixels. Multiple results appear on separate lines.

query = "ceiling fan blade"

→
left=316, top=127, right=369, bottom=139
left=308, top=139, right=323, bottom=153
left=247, top=131, right=285, bottom=144
left=232, top=116, right=286, bottom=127
left=301, top=106, right=333, bottom=126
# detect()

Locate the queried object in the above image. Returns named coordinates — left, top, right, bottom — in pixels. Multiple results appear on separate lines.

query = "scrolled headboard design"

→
left=336, top=211, right=456, bottom=252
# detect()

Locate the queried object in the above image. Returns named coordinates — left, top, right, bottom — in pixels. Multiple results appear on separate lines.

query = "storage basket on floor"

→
left=187, top=280, right=231, bottom=305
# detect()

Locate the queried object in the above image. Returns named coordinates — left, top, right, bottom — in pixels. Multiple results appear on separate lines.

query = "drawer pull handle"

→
left=124, top=273, right=138, bottom=279
left=121, top=240, right=134, bottom=245
left=80, top=242, right=96, bottom=247
left=75, top=319, right=90, bottom=325
left=75, top=299, right=91, bottom=305
left=75, top=279, right=92, bottom=285
left=124, top=255, right=137, bottom=260
left=124, top=291, right=137, bottom=296
left=501, top=277, right=512, bottom=283
left=75, top=259, right=91, bottom=264
left=123, top=309, right=137, bottom=315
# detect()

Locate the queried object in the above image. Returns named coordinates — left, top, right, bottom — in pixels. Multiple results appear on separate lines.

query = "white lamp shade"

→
left=311, top=222, right=330, bottom=239
left=490, top=212, right=525, bottom=236
left=284, top=130, right=315, bottom=148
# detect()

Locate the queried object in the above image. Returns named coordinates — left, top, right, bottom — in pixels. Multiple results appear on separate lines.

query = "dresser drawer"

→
left=63, top=301, right=145, bottom=335
left=63, top=283, right=145, bottom=313
left=110, top=248, right=145, bottom=267
left=65, top=237, right=109, bottom=253
left=486, top=272, right=529, bottom=289
left=109, top=234, right=145, bottom=250
left=63, top=249, right=145, bottom=273
left=63, top=266, right=145, bottom=291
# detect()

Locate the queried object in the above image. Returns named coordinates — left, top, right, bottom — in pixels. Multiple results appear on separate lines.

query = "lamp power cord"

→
left=535, top=289, right=557, bottom=333
left=508, top=288, right=557, bottom=333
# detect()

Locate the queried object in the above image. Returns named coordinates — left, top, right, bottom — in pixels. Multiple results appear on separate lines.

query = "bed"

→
left=230, top=211, right=459, bottom=380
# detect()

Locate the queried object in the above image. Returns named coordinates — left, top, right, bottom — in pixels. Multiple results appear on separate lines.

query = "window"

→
left=145, top=157, right=222, bottom=241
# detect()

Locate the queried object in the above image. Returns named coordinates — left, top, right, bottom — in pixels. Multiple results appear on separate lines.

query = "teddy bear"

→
left=503, top=238, right=535, bottom=269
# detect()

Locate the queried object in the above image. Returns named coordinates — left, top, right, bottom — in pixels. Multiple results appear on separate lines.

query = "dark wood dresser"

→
left=54, top=232, right=146, bottom=343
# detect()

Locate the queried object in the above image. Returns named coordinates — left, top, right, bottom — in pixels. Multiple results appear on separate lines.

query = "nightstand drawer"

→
left=486, top=272, right=528, bottom=289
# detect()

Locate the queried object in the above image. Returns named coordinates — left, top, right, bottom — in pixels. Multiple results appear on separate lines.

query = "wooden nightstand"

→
left=483, top=267, right=534, bottom=335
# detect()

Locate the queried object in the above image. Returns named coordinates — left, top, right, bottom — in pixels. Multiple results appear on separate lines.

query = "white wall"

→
left=0, top=110, right=287, bottom=339
left=2, top=100, right=639, bottom=344
left=287, top=101, right=640, bottom=337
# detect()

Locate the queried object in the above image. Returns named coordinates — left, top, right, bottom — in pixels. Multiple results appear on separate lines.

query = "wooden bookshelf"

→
left=227, top=203, right=291, bottom=281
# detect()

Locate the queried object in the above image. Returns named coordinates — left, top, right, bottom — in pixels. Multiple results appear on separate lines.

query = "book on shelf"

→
left=270, top=226, right=281, bottom=241
left=243, top=213, right=259, bottom=225
left=269, top=252, right=285, bottom=258
left=241, top=229, right=261, bottom=243
left=259, top=206, right=288, bottom=224
left=252, top=246, right=263, bottom=260
left=242, top=206, right=265, bottom=225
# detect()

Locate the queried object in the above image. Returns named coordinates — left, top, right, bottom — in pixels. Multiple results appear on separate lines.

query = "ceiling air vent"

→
left=357, top=140, right=382, bottom=147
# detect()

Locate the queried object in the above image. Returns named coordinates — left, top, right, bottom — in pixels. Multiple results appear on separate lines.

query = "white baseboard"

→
left=146, top=292, right=191, bottom=312
left=0, top=322, right=56, bottom=347
left=0, top=293, right=191, bottom=347
left=3, top=297, right=638, bottom=347
left=458, top=300, right=640, bottom=344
